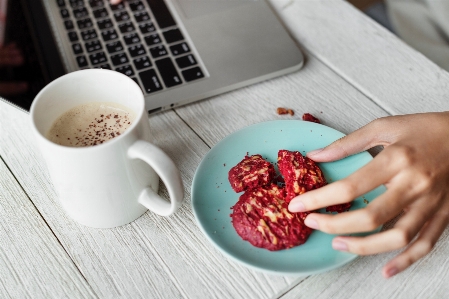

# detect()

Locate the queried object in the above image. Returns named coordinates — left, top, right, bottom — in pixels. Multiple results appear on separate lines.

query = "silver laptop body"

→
left=42, top=0, right=304, bottom=114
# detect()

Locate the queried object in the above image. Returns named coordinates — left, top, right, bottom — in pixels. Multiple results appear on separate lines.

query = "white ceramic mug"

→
left=30, top=69, right=184, bottom=228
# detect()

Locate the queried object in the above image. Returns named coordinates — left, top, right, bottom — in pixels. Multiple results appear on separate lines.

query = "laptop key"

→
left=93, top=8, right=108, bottom=19
left=182, top=67, right=204, bottom=82
left=133, top=56, right=152, bottom=70
left=145, top=0, right=176, bottom=29
left=138, top=22, right=156, bottom=34
left=97, top=19, right=113, bottom=30
left=134, top=12, right=150, bottom=23
left=72, top=43, right=83, bottom=54
left=89, top=0, right=104, bottom=8
left=111, top=53, right=129, bottom=66
left=129, top=1, right=145, bottom=12
left=175, top=54, right=197, bottom=69
left=101, top=29, right=119, bottom=42
left=100, top=64, right=111, bottom=69
left=57, top=0, right=66, bottom=8
left=155, top=57, right=182, bottom=87
left=76, top=55, right=88, bottom=68
left=85, top=40, right=102, bottom=52
left=115, top=65, right=135, bottom=77
left=77, top=18, right=93, bottom=30
left=144, top=33, right=161, bottom=46
left=73, top=7, right=89, bottom=19
left=128, top=44, right=146, bottom=57
left=89, top=52, right=108, bottom=65
left=123, top=33, right=141, bottom=45
left=149, top=45, right=167, bottom=58
left=69, top=0, right=84, bottom=8
left=170, top=42, right=190, bottom=56
left=60, top=8, right=70, bottom=19
left=139, top=69, right=163, bottom=93
left=114, top=11, right=130, bottom=22
left=110, top=2, right=125, bottom=11
left=106, top=41, right=124, bottom=54
left=81, top=29, right=98, bottom=41
left=68, top=31, right=79, bottom=42
left=119, top=22, right=135, bottom=34
left=163, top=29, right=183, bottom=44
left=64, top=20, right=74, bottom=30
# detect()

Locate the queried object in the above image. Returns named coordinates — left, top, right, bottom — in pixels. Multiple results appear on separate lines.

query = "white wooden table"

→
left=1, top=1, right=449, bottom=298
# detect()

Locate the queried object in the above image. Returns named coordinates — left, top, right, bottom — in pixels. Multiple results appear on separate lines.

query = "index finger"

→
left=307, top=117, right=393, bottom=163
left=289, top=146, right=396, bottom=212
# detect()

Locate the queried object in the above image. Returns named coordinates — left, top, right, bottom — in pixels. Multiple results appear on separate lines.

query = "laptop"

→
left=2, top=0, right=304, bottom=114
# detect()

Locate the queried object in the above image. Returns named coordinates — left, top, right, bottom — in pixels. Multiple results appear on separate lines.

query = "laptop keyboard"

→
left=56, top=0, right=205, bottom=94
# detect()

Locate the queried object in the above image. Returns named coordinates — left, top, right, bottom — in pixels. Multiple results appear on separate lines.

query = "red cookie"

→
left=277, top=150, right=327, bottom=201
left=326, top=203, right=352, bottom=213
left=231, top=184, right=313, bottom=251
left=228, top=154, right=275, bottom=193
left=302, top=113, right=321, bottom=123
left=277, top=149, right=351, bottom=212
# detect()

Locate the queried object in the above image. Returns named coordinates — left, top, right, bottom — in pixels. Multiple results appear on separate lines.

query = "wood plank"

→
left=280, top=229, right=449, bottom=298
left=175, top=49, right=390, bottom=147
left=271, top=0, right=449, bottom=114
left=0, top=158, right=95, bottom=298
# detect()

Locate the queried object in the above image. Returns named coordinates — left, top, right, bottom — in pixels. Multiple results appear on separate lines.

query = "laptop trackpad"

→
left=174, top=0, right=248, bottom=19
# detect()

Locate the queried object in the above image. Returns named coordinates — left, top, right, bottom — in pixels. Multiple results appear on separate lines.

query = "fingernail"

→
left=332, top=240, right=348, bottom=251
left=288, top=200, right=306, bottom=212
left=385, top=267, right=399, bottom=278
left=307, top=148, right=324, bottom=156
left=304, top=218, right=319, bottom=229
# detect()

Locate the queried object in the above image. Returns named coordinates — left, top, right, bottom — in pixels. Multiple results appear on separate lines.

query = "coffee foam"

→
left=47, top=102, right=136, bottom=147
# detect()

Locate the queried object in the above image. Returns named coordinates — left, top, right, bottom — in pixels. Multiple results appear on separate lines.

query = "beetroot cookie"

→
left=277, top=149, right=352, bottom=212
left=277, top=150, right=327, bottom=201
left=302, top=113, right=321, bottom=123
left=228, top=154, right=275, bottom=193
left=231, top=184, right=313, bottom=251
left=326, top=202, right=352, bottom=213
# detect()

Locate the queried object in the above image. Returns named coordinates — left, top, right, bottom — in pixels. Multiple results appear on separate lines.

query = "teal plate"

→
left=191, top=120, right=385, bottom=275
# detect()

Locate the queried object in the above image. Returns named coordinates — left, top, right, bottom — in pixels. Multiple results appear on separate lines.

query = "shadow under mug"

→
left=30, top=69, right=184, bottom=228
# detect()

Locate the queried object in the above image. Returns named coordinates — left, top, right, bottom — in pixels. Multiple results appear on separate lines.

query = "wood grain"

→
left=0, top=159, right=95, bottom=298
left=1, top=0, right=448, bottom=298
left=175, top=48, right=389, bottom=146
left=271, top=0, right=449, bottom=114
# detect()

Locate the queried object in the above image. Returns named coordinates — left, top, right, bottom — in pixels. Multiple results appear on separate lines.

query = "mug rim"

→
left=30, top=69, right=146, bottom=151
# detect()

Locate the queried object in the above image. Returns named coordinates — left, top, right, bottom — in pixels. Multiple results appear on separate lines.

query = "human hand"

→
left=0, top=43, right=28, bottom=97
left=288, top=112, right=449, bottom=278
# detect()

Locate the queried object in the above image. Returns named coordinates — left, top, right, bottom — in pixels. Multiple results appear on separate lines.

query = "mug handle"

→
left=128, top=140, right=184, bottom=216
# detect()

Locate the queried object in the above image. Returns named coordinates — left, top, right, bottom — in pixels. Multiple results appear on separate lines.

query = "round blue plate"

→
left=191, top=120, right=385, bottom=275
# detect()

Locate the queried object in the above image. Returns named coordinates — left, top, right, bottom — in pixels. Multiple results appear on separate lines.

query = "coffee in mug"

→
left=47, top=102, right=135, bottom=147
